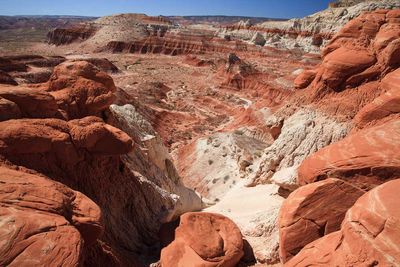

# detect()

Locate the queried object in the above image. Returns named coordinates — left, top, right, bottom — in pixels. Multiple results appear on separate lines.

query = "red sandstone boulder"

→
left=0, top=117, right=133, bottom=158
left=286, top=179, right=400, bottom=267
left=0, top=85, right=59, bottom=119
left=47, top=61, right=116, bottom=119
left=298, top=119, right=400, bottom=190
left=319, top=47, right=376, bottom=89
left=293, top=70, right=316, bottom=89
left=354, top=68, right=400, bottom=128
left=160, top=212, right=244, bottom=267
left=69, top=116, right=133, bottom=155
left=278, top=178, right=365, bottom=263
left=0, top=97, right=21, bottom=121
left=0, top=165, right=102, bottom=266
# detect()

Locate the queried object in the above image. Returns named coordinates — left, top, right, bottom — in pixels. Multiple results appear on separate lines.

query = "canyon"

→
left=0, top=0, right=400, bottom=266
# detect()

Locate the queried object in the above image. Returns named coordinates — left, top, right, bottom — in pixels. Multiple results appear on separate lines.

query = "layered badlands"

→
left=219, top=0, right=400, bottom=52
left=0, top=2, right=400, bottom=267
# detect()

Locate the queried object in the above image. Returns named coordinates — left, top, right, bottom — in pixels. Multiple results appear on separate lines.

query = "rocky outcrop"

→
left=2, top=55, right=66, bottom=68
left=0, top=165, right=102, bottom=266
left=0, top=57, right=28, bottom=72
left=160, top=212, right=244, bottom=267
left=0, top=85, right=59, bottom=119
left=102, top=33, right=254, bottom=56
left=48, top=14, right=172, bottom=49
left=0, top=60, right=117, bottom=121
left=293, top=69, right=316, bottom=89
left=285, top=9, right=400, bottom=122
left=298, top=119, right=400, bottom=190
left=73, top=58, right=119, bottom=73
left=354, top=68, right=400, bottom=129
left=308, top=9, right=400, bottom=93
left=0, top=60, right=205, bottom=266
left=219, top=0, right=400, bottom=52
left=47, top=25, right=97, bottom=45
left=0, top=70, right=17, bottom=85
left=286, top=179, right=400, bottom=267
left=329, top=0, right=370, bottom=8
left=0, top=117, right=132, bottom=158
left=278, top=178, right=365, bottom=263
left=220, top=53, right=285, bottom=98
left=47, top=60, right=116, bottom=119
left=276, top=9, right=400, bottom=266
left=0, top=55, right=66, bottom=85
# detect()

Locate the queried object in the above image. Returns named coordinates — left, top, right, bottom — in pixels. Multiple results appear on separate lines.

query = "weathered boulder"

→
left=47, top=60, right=116, bottom=119
left=318, top=47, right=376, bottom=89
left=293, top=70, right=316, bottom=89
left=298, top=119, right=400, bottom=190
left=0, top=165, right=102, bottom=266
left=0, top=117, right=133, bottom=158
left=278, top=178, right=365, bottom=263
left=354, top=68, right=400, bottom=128
left=0, top=97, right=21, bottom=121
left=286, top=179, right=400, bottom=267
left=0, top=85, right=59, bottom=119
left=160, top=212, right=244, bottom=267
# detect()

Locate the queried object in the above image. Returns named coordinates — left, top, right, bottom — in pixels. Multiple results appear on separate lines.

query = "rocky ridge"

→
left=0, top=60, right=204, bottom=266
left=219, top=0, right=400, bottom=52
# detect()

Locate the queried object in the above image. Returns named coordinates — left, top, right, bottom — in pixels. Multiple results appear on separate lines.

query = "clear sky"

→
left=0, top=0, right=334, bottom=19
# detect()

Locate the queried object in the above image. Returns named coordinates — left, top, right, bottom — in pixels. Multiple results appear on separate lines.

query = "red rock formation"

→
left=0, top=97, right=21, bottom=121
left=47, top=25, right=96, bottom=45
left=102, top=33, right=254, bottom=56
left=286, top=179, right=400, bottom=267
left=0, top=117, right=132, bottom=163
left=278, top=178, right=365, bottom=263
left=285, top=9, right=400, bottom=121
left=219, top=53, right=290, bottom=106
left=0, top=57, right=28, bottom=72
left=298, top=119, right=400, bottom=190
left=47, top=60, right=116, bottom=119
left=0, top=60, right=206, bottom=266
left=0, top=85, right=59, bottom=119
left=354, top=68, right=400, bottom=129
left=0, top=55, right=67, bottom=85
left=160, top=212, right=244, bottom=267
left=293, top=70, right=316, bottom=89
left=0, top=115, right=179, bottom=266
left=2, top=55, right=66, bottom=68
left=73, top=58, right=119, bottom=73
left=311, top=10, right=399, bottom=94
left=0, top=164, right=102, bottom=266
left=0, top=70, right=17, bottom=85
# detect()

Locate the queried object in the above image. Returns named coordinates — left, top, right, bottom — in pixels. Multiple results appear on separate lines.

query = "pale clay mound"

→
left=178, top=130, right=268, bottom=201
left=249, top=108, right=350, bottom=186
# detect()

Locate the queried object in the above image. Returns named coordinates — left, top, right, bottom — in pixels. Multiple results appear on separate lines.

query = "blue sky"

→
left=0, top=0, right=333, bottom=19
